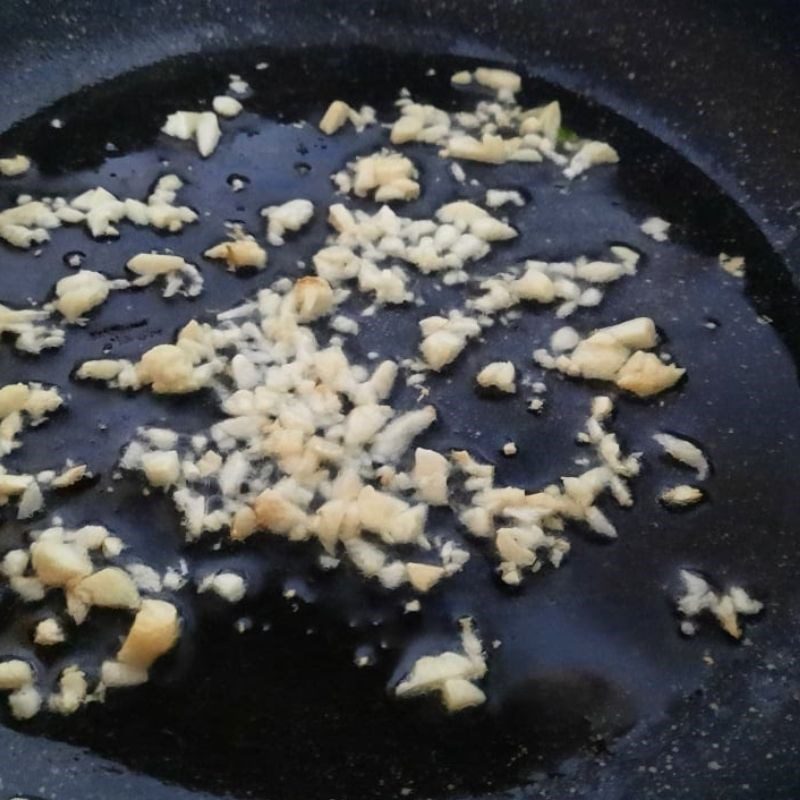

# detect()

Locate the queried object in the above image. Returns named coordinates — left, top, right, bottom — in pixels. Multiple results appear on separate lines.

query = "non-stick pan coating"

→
left=0, top=3, right=798, bottom=800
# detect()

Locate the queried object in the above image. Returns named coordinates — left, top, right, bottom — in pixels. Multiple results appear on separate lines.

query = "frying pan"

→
left=0, top=1, right=799, bottom=799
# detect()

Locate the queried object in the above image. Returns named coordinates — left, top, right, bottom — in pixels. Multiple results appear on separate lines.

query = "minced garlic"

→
left=334, top=151, right=420, bottom=203
left=126, top=252, right=203, bottom=297
left=653, top=433, right=710, bottom=480
left=0, top=155, right=31, bottom=177
left=261, top=199, right=314, bottom=246
left=162, top=110, right=222, bottom=158
left=677, top=570, right=762, bottom=639
left=0, top=62, right=759, bottom=724
left=719, top=252, right=746, bottom=278
left=476, top=361, right=517, bottom=393
left=212, top=95, right=243, bottom=118
left=33, top=618, right=65, bottom=646
left=205, top=238, right=268, bottom=271
left=318, top=101, right=376, bottom=135
left=117, top=599, right=180, bottom=669
left=660, top=485, right=704, bottom=507
left=396, top=618, right=486, bottom=711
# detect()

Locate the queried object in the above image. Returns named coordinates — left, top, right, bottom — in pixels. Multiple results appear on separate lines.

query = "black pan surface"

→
left=0, top=3, right=798, bottom=800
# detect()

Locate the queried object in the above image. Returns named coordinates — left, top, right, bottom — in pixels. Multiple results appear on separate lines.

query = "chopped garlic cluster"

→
left=0, top=61, right=761, bottom=724
left=0, top=523, right=180, bottom=718
left=98, top=280, right=473, bottom=593
left=535, top=317, right=685, bottom=397
left=476, top=361, right=516, bottom=393
left=333, top=150, right=420, bottom=203
left=0, top=173, right=196, bottom=248
left=390, top=72, right=618, bottom=180
left=0, top=383, right=76, bottom=519
left=452, top=397, right=639, bottom=585
left=419, top=311, right=482, bottom=371
left=653, top=433, right=710, bottom=480
left=469, top=246, right=639, bottom=320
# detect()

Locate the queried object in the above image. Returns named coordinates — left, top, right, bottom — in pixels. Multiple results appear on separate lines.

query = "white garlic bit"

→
left=640, top=216, right=671, bottom=242
left=0, top=155, right=31, bottom=177
left=476, top=361, right=517, bottom=394
left=261, top=199, right=314, bottom=246
left=653, top=433, right=710, bottom=480
left=660, top=485, right=704, bottom=507
left=677, top=570, right=762, bottom=639
left=212, top=95, right=243, bottom=118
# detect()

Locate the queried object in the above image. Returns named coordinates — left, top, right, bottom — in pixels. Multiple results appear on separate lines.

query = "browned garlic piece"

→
left=80, top=319, right=222, bottom=395
left=677, top=570, right=762, bottom=639
left=396, top=618, right=487, bottom=712
left=72, top=567, right=141, bottom=611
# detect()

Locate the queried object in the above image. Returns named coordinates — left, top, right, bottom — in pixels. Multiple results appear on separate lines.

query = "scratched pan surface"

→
left=0, top=2, right=799, bottom=800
